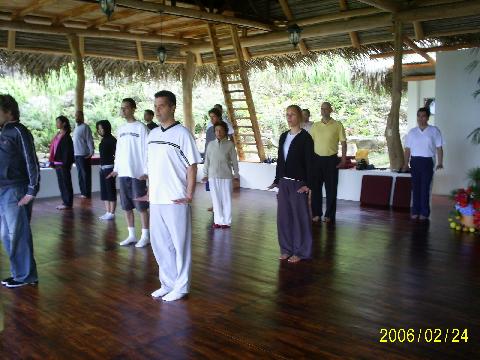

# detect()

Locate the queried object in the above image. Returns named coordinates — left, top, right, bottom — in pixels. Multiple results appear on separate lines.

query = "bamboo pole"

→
left=67, top=34, right=85, bottom=113
left=182, top=52, right=196, bottom=133
left=385, top=21, right=404, bottom=171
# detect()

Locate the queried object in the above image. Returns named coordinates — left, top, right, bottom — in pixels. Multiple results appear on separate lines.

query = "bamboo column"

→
left=67, top=34, right=85, bottom=113
left=182, top=51, right=196, bottom=133
left=385, top=20, right=404, bottom=170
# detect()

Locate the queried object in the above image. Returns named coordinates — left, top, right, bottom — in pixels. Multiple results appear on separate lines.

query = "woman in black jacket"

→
left=268, top=105, right=314, bottom=263
left=49, top=115, right=74, bottom=210
left=96, top=120, right=117, bottom=221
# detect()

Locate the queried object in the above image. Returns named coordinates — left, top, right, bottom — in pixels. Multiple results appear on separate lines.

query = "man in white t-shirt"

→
left=142, top=90, right=201, bottom=302
left=107, top=98, right=150, bottom=247
left=402, top=106, right=444, bottom=221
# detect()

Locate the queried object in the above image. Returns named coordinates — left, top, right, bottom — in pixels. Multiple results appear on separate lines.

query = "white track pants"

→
left=150, top=204, right=191, bottom=294
left=210, top=178, right=232, bottom=226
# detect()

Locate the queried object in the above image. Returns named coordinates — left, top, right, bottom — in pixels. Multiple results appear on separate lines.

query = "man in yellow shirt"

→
left=309, top=102, right=347, bottom=224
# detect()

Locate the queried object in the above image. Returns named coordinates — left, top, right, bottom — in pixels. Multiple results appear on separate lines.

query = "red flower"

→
left=473, top=200, right=480, bottom=211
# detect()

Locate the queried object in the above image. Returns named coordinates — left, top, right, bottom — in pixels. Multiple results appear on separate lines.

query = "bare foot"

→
left=323, top=217, right=332, bottom=223
left=312, top=216, right=320, bottom=222
left=288, top=255, right=301, bottom=263
left=279, top=254, right=291, bottom=260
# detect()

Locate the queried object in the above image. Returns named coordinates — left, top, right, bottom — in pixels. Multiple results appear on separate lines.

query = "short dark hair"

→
left=56, top=115, right=72, bottom=133
left=154, top=90, right=176, bottom=106
left=96, top=120, right=112, bottom=136
left=417, top=107, right=431, bottom=118
left=122, top=98, right=136, bottom=109
left=144, top=109, right=154, bottom=116
left=302, top=109, right=310, bottom=116
left=214, top=104, right=223, bottom=111
left=214, top=121, right=229, bottom=135
left=208, top=107, right=222, bottom=119
left=0, top=94, right=20, bottom=121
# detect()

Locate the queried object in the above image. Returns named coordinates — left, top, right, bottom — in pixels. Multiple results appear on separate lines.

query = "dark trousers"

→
left=312, top=154, right=339, bottom=220
left=56, top=166, right=73, bottom=207
left=277, top=178, right=312, bottom=259
left=410, top=156, right=434, bottom=217
left=75, top=156, right=91, bottom=198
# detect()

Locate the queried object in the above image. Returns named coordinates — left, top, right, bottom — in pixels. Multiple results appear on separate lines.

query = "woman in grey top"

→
left=202, top=121, right=239, bottom=228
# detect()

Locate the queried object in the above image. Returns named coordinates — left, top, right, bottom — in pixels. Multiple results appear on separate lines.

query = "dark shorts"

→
left=119, top=177, right=149, bottom=211
left=99, top=168, right=117, bottom=202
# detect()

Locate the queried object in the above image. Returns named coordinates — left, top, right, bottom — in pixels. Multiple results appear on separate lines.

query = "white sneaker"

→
left=162, top=291, right=187, bottom=302
left=151, top=287, right=171, bottom=298
left=119, top=236, right=137, bottom=246
left=98, top=213, right=109, bottom=220
left=135, top=236, right=150, bottom=248
left=102, top=213, right=115, bottom=221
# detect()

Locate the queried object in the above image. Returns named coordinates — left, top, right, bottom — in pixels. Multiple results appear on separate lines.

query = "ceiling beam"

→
left=403, top=36, right=436, bottom=65
left=355, top=0, right=401, bottom=12
left=413, top=21, right=425, bottom=40
left=293, top=7, right=383, bottom=27
left=339, top=0, right=361, bottom=49
left=114, top=0, right=273, bottom=31
left=403, top=74, right=435, bottom=81
left=185, top=13, right=392, bottom=54
left=370, top=42, right=480, bottom=58
left=89, top=9, right=139, bottom=29
left=7, top=30, right=16, bottom=51
left=277, top=0, right=309, bottom=55
left=395, top=0, right=480, bottom=22
left=13, top=0, right=57, bottom=19
left=0, top=20, right=188, bottom=45
left=54, top=4, right=100, bottom=24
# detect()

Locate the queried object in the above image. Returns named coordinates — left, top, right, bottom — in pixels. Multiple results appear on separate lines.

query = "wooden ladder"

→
left=207, top=23, right=266, bottom=162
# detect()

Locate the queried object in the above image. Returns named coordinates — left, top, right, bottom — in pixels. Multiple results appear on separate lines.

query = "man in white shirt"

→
left=107, top=98, right=150, bottom=247
left=142, top=90, right=201, bottom=302
left=402, top=107, right=444, bottom=221
left=72, top=111, right=94, bottom=199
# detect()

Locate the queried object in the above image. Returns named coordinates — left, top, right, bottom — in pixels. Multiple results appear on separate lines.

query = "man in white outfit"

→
left=107, top=98, right=150, bottom=247
left=142, top=90, right=201, bottom=302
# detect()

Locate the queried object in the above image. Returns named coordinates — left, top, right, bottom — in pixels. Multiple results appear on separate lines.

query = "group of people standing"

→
left=0, top=90, right=444, bottom=300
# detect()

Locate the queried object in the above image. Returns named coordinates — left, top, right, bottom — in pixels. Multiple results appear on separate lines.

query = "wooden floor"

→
left=1, top=188, right=479, bottom=359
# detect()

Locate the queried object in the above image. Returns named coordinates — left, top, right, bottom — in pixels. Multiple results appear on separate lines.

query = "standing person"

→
left=268, top=105, right=314, bottom=263
left=302, top=108, right=313, bottom=132
left=50, top=116, right=74, bottom=210
left=202, top=121, right=239, bottom=229
left=96, top=120, right=117, bottom=221
left=0, top=94, right=40, bottom=288
left=211, top=104, right=235, bottom=142
left=309, top=102, right=347, bottom=224
left=107, top=98, right=150, bottom=247
left=144, top=90, right=201, bottom=302
left=204, top=107, right=223, bottom=212
left=402, top=107, right=444, bottom=220
left=72, top=111, right=94, bottom=199
left=144, top=109, right=158, bottom=130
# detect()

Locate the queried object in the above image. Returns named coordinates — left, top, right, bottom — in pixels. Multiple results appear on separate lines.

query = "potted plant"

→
left=449, top=168, right=480, bottom=233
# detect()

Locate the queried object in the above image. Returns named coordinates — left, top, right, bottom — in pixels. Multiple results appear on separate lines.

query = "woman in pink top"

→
left=49, top=116, right=74, bottom=210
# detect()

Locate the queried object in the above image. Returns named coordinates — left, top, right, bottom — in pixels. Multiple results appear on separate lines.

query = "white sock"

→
left=128, top=227, right=135, bottom=238
left=141, top=229, right=150, bottom=238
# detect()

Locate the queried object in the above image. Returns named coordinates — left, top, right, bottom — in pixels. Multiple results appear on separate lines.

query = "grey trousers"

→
left=277, top=178, right=313, bottom=259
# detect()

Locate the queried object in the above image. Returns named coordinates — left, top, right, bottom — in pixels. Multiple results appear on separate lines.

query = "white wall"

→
left=434, top=49, right=480, bottom=194
left=407, top=79, right=435, bottom=129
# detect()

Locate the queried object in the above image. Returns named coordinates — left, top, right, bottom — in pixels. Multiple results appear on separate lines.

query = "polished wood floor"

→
left=1, top=188, right=479, bottom=359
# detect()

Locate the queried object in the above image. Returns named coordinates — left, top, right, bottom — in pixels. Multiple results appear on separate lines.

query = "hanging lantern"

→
left=287, top=24, right=302, bottom=48
left=156, top=46, right=167, bottom=64
left=100, top=0, right=116, bottom=20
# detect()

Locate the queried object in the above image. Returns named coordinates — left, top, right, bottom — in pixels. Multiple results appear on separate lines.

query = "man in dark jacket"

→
left=0, top=94, right=40, bottom=288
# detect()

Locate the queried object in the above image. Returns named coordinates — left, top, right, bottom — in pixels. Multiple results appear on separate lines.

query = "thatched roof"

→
left=0, top=0, right=479, bottom=84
